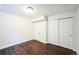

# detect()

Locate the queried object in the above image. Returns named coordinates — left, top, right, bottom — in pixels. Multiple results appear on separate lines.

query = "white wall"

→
left=72, top=11, right=77, bottom=52
left=0, top=12, right=32, bottom=50
left=74, top=6, right=79, bottom=54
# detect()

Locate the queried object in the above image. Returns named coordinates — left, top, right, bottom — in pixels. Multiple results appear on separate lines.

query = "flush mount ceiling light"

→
left=23, top=6, right=34, bottom=14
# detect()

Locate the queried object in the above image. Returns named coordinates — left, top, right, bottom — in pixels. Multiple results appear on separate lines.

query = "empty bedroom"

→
left=0, top=4, right=79, bottom=55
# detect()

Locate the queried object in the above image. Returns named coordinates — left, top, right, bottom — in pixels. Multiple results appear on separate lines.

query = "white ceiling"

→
left=0, top=4, right=78, bottom=19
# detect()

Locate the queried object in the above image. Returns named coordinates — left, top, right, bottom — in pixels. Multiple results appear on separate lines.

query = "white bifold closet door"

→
left=48, top=16, right=72, bottom=49
left=48, top=19, right=58, bottom=45
left=32, top=21, right=46, bottom=43
left=59, top=17, right=72, bottom=49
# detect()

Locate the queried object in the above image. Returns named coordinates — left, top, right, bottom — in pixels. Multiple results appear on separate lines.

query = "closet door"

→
left=59, top=17, right=72, bottom=49
left=32, top=21, right=46, bottom=43
left=48, top=19, right=58, bottom=45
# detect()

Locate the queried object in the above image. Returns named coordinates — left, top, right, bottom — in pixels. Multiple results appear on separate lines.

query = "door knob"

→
left=69, top=34, right=72, bottom=37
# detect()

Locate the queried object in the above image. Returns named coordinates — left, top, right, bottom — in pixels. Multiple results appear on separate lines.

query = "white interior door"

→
left=48, top=19, right=58, bottom=45
left=59, top=17, right=72, bottom=49
left=32, top=21, right=46, bottom=43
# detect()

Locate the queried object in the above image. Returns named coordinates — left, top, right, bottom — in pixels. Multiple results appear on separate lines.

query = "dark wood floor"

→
left=0, top=40, right=77, bottom=55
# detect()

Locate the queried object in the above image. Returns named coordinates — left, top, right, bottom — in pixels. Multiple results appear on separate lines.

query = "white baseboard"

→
left=0, top=40, right=29, bottom=50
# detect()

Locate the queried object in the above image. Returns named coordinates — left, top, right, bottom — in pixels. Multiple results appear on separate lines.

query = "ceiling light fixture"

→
left=24, top=6, right=34, bottom=14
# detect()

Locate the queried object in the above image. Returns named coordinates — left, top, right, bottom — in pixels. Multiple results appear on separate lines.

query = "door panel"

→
left=59, top=18, right=72, bottom=49
left=48, top=19, right=58, bottom=45
left=32, top=21, right=46, bottom=43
